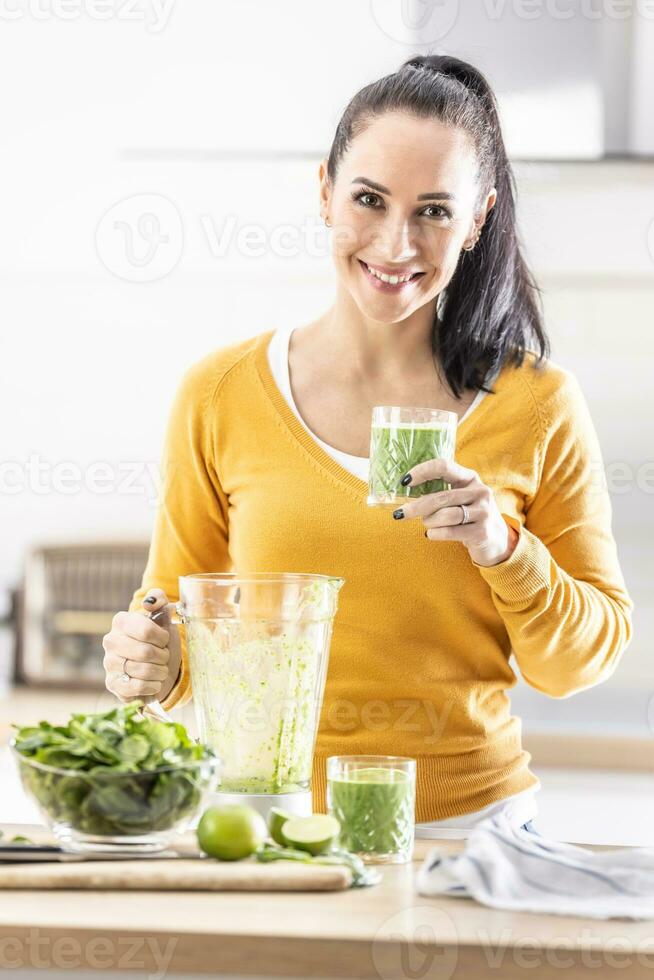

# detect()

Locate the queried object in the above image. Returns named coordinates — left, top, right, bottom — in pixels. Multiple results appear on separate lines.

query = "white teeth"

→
left=365, top=263, right=415, bottom=284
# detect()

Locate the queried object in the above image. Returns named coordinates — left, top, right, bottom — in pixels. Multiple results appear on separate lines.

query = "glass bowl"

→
left=10, top=742, right=220, bottom=854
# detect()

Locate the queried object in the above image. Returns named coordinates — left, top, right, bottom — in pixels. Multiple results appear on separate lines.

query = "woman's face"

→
left=319, top=111, right=495, bottom=324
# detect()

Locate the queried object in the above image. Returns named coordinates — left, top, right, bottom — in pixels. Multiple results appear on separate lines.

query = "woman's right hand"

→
left=102, top=589, right=182, bottom=706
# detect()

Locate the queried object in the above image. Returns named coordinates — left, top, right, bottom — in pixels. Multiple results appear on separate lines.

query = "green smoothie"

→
left=368, top=420, right=456, bottom=504
left=327, top=766, right=415, bottom=861
left=186, top=619, right=321, bottom=794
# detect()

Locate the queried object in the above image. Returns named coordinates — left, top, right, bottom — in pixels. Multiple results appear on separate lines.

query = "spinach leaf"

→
left=12, top=700, right=216, bottom=837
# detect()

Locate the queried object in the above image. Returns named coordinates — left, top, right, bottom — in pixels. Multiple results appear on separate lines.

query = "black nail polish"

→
left=393, top=508, right=404, bottom=520
left=400, top=473, right=412, bottom=486
left=144, top=596, right=157, bottom=604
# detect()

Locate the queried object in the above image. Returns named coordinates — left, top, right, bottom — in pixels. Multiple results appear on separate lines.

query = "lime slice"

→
left=197, top=805, right=267, bottom=861
left=267, top=806, right=294, bottom=846
left=281, top=814, right=340, bottom=855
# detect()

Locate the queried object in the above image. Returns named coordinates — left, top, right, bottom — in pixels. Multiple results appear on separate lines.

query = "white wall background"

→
left=1, top=2, right=653, bottom=732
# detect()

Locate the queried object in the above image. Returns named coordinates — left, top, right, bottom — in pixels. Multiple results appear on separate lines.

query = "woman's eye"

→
left=422, top=205, right=450, bottom=219
left=354, top=192, right=381, bottom=208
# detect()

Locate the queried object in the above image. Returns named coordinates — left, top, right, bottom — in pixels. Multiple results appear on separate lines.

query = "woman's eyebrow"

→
left=351, top=177, right=457, bottom=201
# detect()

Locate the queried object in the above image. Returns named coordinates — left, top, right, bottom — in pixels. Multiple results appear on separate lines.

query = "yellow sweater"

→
left=129, top=329, right=633, bottom=822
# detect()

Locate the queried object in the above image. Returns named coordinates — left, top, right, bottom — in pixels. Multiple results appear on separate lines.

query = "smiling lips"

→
left=358, top=259, right=425, bottom=291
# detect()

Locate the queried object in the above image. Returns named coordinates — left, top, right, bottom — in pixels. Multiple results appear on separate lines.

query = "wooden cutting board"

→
left=0, top=858, right=353, bottom=891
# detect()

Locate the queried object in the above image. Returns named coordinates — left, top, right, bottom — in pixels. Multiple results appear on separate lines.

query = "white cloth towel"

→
left=416, top=811, right=654, bottom=920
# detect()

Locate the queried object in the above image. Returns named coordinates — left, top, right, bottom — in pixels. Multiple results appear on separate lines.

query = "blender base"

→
left=205, top=790, right=313, bottom=821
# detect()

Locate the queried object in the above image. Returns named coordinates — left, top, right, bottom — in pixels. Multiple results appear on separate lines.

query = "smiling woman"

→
left=105, top=54, right=633, bottom=831
left=320, top=54, right=547, bottom=402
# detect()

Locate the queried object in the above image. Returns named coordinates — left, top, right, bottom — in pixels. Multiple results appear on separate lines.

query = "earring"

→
left=324, top=216, right=331, bottom=227
left=462, top=230, right=480, bottom=252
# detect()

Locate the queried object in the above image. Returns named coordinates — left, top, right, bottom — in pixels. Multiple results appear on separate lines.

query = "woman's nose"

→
left=373, top=214, right=418, bottom=262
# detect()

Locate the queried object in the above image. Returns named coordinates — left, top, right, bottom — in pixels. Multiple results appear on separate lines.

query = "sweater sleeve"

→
left=128, top=361, right=232, bottom=711
left=474, top=369, right=633, bottom=698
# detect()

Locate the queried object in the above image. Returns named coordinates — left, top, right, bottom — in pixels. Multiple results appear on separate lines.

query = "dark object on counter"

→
left=0, top=843, right=189, bottom=862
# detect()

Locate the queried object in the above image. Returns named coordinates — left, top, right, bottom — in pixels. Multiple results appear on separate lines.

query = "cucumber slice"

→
left=267, top=806, right=294, bottom=846
left=281, top=814, right=340, bottom=855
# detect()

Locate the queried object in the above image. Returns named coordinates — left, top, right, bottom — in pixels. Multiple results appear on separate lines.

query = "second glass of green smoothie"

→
left=327, top=755, right=416, bottom=864
left=367, top=405, right=457, bottom=507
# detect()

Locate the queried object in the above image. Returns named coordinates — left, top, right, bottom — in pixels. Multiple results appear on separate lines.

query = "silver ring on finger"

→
left=458, top=504, right=471, bottom=525
left=120, top=657, right=130, bottom=684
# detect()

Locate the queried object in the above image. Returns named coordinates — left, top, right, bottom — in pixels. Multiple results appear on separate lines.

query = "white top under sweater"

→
left=267, top=325, right=540, bottom=837
left=267, top=327, right=490, bottom=480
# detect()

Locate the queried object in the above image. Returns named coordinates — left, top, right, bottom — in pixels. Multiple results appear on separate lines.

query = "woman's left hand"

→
left=392, top=459, right=519, bottom=567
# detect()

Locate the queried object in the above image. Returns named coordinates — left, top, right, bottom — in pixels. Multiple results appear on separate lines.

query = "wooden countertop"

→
left=0, top=825, right=652, bottom=978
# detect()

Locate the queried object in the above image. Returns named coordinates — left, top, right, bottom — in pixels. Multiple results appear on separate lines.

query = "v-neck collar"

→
left=253, top=328, right=506, bottom=498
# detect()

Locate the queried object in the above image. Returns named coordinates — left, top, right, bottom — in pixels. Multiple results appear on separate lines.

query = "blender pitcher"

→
left=176, top=572, right=344, bottom=818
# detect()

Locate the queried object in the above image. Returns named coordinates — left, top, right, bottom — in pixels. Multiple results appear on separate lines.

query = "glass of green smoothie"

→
left=367, top=406, right=457, bottom=507
left=326, top=755, right=416, bottom=864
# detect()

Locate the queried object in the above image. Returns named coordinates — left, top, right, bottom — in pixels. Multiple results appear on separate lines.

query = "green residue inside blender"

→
left=186, top=619, right=323, bottom=794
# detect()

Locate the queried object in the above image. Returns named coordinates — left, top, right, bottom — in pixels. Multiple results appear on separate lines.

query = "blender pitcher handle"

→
left=139, top=602, right=185, bottom=724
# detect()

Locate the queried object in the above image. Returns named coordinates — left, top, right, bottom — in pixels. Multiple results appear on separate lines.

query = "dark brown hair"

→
left=326, top=54, right=548, bottom=396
